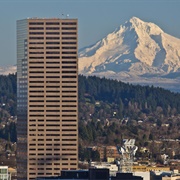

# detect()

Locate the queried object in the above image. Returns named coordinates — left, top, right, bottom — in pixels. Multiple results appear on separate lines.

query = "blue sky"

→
left=0, top=0, right=180, bottom=66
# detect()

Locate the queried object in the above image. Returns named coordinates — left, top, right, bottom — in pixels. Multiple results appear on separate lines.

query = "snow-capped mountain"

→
left=0, top=65, right=16, bottom=75
left=79, top=17, right=180, bottom=92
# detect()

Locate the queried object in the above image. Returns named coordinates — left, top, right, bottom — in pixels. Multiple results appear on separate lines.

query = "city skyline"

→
left=0, top=0, right=180, bottom=66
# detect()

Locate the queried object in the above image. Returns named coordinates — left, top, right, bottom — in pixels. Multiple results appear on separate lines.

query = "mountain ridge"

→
left=1, top=17, right=180, bottom=92
left=79, top=17, right=180, bottom=75
left=78, top=17, right=180, bottom=92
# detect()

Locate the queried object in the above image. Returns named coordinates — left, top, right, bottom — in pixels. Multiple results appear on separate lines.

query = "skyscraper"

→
left=17, top=18, right=78, bottom=180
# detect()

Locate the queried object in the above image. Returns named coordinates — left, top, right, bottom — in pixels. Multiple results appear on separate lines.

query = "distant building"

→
left=0, top=166, right=11, bottom=180
left=133, top=172, right=150, bottom=180
left=151, top=171, right=180, bottom=180
left=36, top=168, right=143, bottom=180
left=133, top=165, right=170, bottom=172
left=97, top=146, right=120, bottom=161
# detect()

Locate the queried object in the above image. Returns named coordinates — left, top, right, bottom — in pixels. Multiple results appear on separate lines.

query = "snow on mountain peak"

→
left=129, top=16, right=164, bottom=36
left=79, top=16, right=180, bottom=78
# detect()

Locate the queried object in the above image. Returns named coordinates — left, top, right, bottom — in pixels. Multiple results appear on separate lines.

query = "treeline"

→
left=78, top=75, right=180, bottom=119
left=0, top=122, right=17, bottom=142
left=0, top=73, right=17, bottom=120
left=0, top=74, right=17, bottom=143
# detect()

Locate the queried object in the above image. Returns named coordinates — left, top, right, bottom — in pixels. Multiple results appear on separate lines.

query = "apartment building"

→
left=17, top=18, right=78, bottom=180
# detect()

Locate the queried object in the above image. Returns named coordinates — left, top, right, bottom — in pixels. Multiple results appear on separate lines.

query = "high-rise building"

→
left=17, top=18, right=78, bottom=180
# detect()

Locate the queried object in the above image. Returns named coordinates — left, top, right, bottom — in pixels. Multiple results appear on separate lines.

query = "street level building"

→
left=0, top=166, right=11, bottom=180
left=17, top=18, right=78, bottom=180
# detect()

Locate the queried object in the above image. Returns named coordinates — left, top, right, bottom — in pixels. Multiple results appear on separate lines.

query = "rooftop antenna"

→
left=116, top=139, right=138, bottom=173
left=66, top=14, right=69, bottom=19
left=61, top=13, right=64, bottom=18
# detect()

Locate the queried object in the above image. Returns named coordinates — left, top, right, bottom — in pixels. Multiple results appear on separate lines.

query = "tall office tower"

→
left=17, top=18, right=78, bottom=180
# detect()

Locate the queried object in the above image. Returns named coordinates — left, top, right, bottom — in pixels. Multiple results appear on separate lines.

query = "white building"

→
left=134, top=172, right=150, bottom=180
left=0, top=166, right=11, bottom=180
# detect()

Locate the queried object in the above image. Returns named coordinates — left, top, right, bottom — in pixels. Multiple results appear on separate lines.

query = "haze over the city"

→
left=0, top=0, right=180, bottom=66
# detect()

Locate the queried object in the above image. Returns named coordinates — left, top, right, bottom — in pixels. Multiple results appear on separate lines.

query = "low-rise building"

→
left=0, top=166, right=11, bottom=180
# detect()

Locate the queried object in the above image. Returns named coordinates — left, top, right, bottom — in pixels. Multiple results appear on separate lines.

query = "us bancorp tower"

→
left=17, top=17, right=78, bottom=180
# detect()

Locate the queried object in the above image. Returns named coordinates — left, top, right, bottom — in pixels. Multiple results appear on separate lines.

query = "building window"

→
left=46, top=22, right=59, bottom=25
left=29, top=22, right=44, bottom=25
left=62, top=22, right=77, bottom=25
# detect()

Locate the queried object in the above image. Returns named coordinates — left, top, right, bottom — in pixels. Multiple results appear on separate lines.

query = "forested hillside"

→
left=79, top=75, right=180, bottom=117
left=0, top=74, right=16, bottom=118
left=0, top=74, right=17, bottom=143
left=78, top=75, right=180, bottom=161
left=0, top=74, right=180, bottom=160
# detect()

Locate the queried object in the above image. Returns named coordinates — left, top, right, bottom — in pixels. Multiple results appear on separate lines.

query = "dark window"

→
left=62, top=95, right=77, bottom=97
left=29, top=81, right=44, bottom=83
left=46, top=32, right=60, bottom=35
left=62, top=32, right=76, bottom=35
left=29, top=85, right=44, bottom=88
left=62, top=22, right=77, bottom=25
left=46, top=27, right=59, bottom=30
left=29, top=56, right=44, bottom=59
left=46, top=86, right=60, bottom=88
left=29, top=61, right=44, bottom=64
left=62, top=81, right=76, bottom=83
left=46, top=81, right=60, bottom=83
left=62, top=56, right=76, bottom=59
left=62, top=105, right=76, bottom=107
left=29, top=71, right=44, bottom=74
left=46, top=105, right=60, bottom=107
left=29, top=76, right=44, bottom=78
left=29, top=52, right=44, bottom=54
left=29, top=37, right=44, bottom=40
left=62, top=27, right=76, bottom=30
left=29, top=32, right=44, bottom=35
left=62, top=42, right=76, bottom=44
left=46, top=76, right=60, bottom=78
left=29, top=27, right=44, bottom=30
left=46, top=90, right=60, bottom=93
left=46, top=46, right=60, bottom=49
left=62, top=86, right=76, bottom=88
left=62, top=61, right=76, bottom=64
left=62, top=36, right=77, bottom=39
left=29, top=66, right=44, bottom=68
left=62, top=71, right=76, bottom=73
left=46, top=62, right=60, bottom=64
left=62, top=51, right=76, bottom=54
left=62, top=76, right=76, bottom=78
left=62, top=110, right=76, bottom=112
left=62, top=47, right=76, bottom=49
left=62, top=90, right=76, bottom=93
left=29, top=47, right=44, bottom=49
left=29, top=42, right=44, bottom=44
left=46, top=56, right=60, bottom=59
left=29, top=22, right=44, bottom=25
left=46, top=100, right=60, bottom=103
left=62, top=66, right=76, bottom=69
left=46, top=37, right=60, bottom=40
left=46, top=63, right=60, bottom=68
left=46, top=22, right=59, bottom=25
left=46, top=42, right=60, bottom=44
left=62, top=114, right=76, bottom=117
left=46, top=52, right=60, bottom=54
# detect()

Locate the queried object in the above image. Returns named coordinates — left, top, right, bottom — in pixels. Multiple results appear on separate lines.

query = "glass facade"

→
left=17, top=19, right=28, bottom=180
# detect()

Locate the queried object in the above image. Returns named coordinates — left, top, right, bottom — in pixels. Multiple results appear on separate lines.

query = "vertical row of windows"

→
left=28, top=19, right=78, bottom=178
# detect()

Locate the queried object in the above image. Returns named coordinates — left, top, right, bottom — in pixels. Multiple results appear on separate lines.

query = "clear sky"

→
left=0, top=0, right=180, bottom=66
